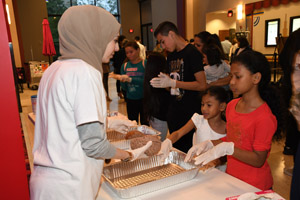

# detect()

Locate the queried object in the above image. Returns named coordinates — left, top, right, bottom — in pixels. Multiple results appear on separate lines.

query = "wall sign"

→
left=265, top=18, right=280, bottom=47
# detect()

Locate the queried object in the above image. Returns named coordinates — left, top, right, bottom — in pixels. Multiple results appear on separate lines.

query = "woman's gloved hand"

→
left=107, top=116, right=137, bottom=134
left=184, top=140, right=214, bottom=162
left=193, top=142, right=234, bottom=165
left=127, top=141, right=153, bottom=161
left=150, top=72, right=176, bottom=88
left=158, top=138, right=172, bottom=162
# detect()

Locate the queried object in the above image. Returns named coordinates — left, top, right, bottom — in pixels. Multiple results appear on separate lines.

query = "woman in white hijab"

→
left=30, top=5, right=151, bottom=200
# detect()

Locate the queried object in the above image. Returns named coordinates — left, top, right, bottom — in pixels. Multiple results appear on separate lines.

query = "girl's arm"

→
left=232, top=148, right=268, bottom=168
left=168, top=119, right=195, bottom=144
left=210, top=139, right=268, bottom=167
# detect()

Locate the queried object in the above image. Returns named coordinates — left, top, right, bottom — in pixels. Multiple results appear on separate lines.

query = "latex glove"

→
left=158, top=139, right=172, bottom=162
left=128, top=141, right=153, bottom=161
left=107, top=116, right=137, bottom=133
left=194, top=142, right=234, bottom=165
left=150, top=72, right=176, bottom=88
left=184, top=140, right=214, bottom=162
left=120, top=74, right=132, bottom=82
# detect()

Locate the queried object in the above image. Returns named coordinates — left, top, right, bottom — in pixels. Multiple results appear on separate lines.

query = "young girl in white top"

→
left=160, top=86, right=228, bottom=162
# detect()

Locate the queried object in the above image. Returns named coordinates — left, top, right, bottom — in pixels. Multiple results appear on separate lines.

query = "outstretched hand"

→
left=193, top=142, right=234, bottom=165
left=184, top=140, right=214, bottom=162
left=158, top=138, right=173, bottom=162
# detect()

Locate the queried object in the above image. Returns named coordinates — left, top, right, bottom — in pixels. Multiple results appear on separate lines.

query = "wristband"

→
left=121, top=151, right=133, bottom=162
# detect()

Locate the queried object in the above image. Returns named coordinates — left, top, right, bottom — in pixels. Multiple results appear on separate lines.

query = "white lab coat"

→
left=30, top=59, right=107, bottom=200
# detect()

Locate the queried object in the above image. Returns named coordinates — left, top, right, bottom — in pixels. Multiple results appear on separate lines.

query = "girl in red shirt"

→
left=185, top=50, right=285, bottom=190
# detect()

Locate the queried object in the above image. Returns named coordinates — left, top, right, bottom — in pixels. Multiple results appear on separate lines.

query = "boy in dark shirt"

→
left=151, top=21, right=206, bottom=152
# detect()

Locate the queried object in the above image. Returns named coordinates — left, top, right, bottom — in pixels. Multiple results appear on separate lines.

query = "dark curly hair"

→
left=232, top=50, right=286, bottom=140
left=202, top=86, right=230, bottom=121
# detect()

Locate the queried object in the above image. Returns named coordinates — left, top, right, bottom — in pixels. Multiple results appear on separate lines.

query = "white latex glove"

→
left=184, top=140, right=214, bottom=162
left=120, top=74, right=132, bottom=82
left=194, top=142, right=234, bottom=165
left=128, top=141, right=153, bottom=161
left=150, top=72, right=176, bottom=88
left=158, top=139, right=172, bottom=162
left=107, top=116, right=137, bottom=134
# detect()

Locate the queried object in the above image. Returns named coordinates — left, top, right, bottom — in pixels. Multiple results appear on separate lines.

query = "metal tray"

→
left=102, top=150, right=199, bottom=198
left=107, top=125, right=161, bottom=150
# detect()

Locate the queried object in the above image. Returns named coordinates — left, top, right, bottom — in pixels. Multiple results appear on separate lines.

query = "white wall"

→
left=252, top=1, right=300, bottom=54
left=193, top=0, right=259, bottom=32
left=192, top=0, right=210, bottom=34
left=151, top=0, right=177, bottom=45
left=151, top=0, right=177, bottom=31
left=206, top=12, right=236, bottom=35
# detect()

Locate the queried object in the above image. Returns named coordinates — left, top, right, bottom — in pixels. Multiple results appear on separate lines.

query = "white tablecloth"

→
left=96, top=168, right=260, bottom=200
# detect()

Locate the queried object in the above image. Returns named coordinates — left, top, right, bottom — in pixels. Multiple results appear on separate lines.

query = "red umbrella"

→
left=42, top=18, right=56, bottom=61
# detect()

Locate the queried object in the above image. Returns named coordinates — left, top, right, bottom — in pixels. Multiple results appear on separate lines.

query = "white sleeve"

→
left=225, top=63, right=231, bottom=73
left=191, top=113, right=204, bottom=128
left=71, top=69, right=106, bottom=126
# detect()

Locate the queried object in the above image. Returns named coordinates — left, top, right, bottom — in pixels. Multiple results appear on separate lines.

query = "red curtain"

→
left=246, top=0, right=300, bottom=15
left=263, top=0, right=271, bottom=8
left=254, top=1, right=263, bottom=9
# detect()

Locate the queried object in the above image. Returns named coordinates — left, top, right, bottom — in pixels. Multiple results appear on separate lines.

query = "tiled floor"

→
left=20, top=78, right=292, bottom=199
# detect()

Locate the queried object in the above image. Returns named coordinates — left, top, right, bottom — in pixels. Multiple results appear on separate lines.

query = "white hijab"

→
left=58, top=5, right=120, bottom=74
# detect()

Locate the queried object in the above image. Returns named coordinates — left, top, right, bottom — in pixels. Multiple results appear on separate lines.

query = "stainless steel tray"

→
left=107, top=125, right=161, bottom=150
left=102, top=150, right=199, bottom=198
left=128, top=125, right=161, bottom=136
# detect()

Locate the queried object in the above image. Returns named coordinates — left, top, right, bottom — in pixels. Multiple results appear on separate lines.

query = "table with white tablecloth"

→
left=96, top=168, right=260, bottom=200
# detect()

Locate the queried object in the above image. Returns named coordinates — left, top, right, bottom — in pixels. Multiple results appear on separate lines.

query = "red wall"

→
left=0, top=1, right=30, bottom=199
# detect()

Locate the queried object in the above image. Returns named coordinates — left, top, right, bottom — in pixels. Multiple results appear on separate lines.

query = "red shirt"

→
left=223, top=98, right=277, bottom=190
